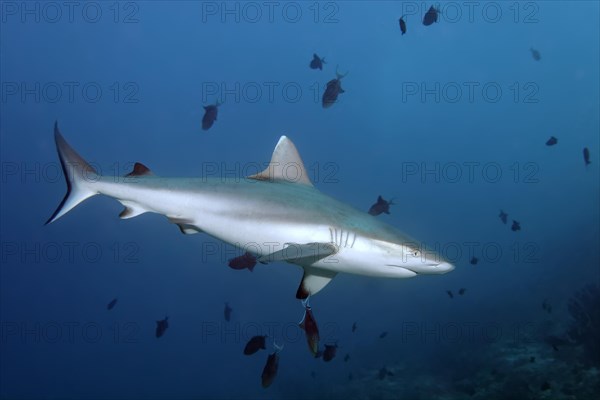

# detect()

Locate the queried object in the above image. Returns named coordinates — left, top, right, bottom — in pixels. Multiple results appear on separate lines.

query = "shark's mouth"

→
left=385, top=264, right=424, bottom=274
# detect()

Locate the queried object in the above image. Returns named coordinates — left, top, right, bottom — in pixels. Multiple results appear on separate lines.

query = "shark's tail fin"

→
left=45, top=122, right=99, bottom=225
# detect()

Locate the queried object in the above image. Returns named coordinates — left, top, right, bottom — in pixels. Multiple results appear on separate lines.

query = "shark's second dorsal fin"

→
left=248, top=136, right=313, bottom=186
left=125, top=162, right=153, bottom=177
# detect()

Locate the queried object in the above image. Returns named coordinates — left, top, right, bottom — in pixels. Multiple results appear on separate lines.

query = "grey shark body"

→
left=47, top=123, right=454, bottom=298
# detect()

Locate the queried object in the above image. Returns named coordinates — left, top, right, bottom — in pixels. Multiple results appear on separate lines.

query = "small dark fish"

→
left=106, top=298, right=118, bottom=310
left=378, top=366, right=394, bottom=380
left=261, top=344, right=283, bottom=388
left=224, top=302, right=233, bottom=322
left=344, top=353, right=350, bottom=363
left=546, top=136, right=558, bottom=146
left=379, top=331, right=388, bottom=339
left=458, top=288, right=466, bottom=296
left=423, top=5, right=439, bottom=26
left=511, top=220, right=521, bottom=232
left=155, top=316, right=169, bottom=338
left=310, top=371, right=316, bottom=379
left=545, top=335, right=568, bottom=351
left=499, top=210, right=508, bottom=224
left=583, top=147, right=591, bottom=166
left=542, top=299, right=552, bottom=314
left=322, top=66, right=348, bottom=108
left=399, top=16, right=407, bottom=35
left=529, top=356, right=536, bottom=363
left=322, top=343, right=338, bottom=362
left=202, top=101, right=221, bottom=131
left=541, top=381, right=551, bottom=391
left=348, top=373, right=353, bottom=381
left=368, top=195, right=394, bottom=216
left=244, top=335, right=267, bottom=355
left=299, top=301, right=320, bottom=357
left=351, top=322, right=357, bottom=333
left=228, top=252, right=257, bottom=272
left=530, top=47, right=541, bottom=61
left=446, top=290, right=454, bottom=299
left=470, top=257, right=478, bottom=265
left=309, top=53, right=326, bottom=70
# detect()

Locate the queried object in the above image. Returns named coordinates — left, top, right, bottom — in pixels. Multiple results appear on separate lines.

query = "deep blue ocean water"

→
left=1, top=1, right=599, bottom=399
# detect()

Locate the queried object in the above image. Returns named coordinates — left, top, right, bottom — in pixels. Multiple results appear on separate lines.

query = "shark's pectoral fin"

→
left=248, top=136, right=313, bottom=186
left=167, top=217, right=203, bottom=235
left=119, top=201, right=148, bottom=219
left=258, top=242, right=337, bottom=265
left=259, top=242, right=338, bottom=298
left=297, top=267, right=337, bottom=299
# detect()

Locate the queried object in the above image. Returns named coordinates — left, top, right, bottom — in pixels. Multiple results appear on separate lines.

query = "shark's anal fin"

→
left=119, top=201, right=148, bottom=219
left=257, top=242, right=337, bottom=265
left=297, top=267, right=337, bottom=299
left=248, top=136, right=313, bottom=186
left=167, top=217, right=203, bottom=235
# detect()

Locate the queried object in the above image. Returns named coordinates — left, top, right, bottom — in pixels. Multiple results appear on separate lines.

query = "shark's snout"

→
left=435, top=262, right=455, bottom=273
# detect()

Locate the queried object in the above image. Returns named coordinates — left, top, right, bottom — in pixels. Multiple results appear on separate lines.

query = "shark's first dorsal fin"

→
left=125, top=162, right=153, bottom=177
left=248, top=136, right=313, bottom=186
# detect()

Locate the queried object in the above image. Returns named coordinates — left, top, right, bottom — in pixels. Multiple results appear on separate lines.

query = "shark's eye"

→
left=412, top=250, right=421, bottom=257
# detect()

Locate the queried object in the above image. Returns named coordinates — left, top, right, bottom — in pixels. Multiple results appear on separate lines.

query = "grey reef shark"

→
left=46, top=123, right=454, bottom=298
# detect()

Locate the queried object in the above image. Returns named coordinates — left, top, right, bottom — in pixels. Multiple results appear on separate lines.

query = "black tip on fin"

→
left=125, top=162, right=153, bottom=177
left=296, top=283, right=310, bottom=300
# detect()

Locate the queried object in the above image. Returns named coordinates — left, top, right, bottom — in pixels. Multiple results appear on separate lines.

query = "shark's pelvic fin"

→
left=176, top=225, right=202, bottom=235
left=248, top=136, right=313, bottom=186
left=258, top=242, right=337, bottom=265
left=45, top=122, right=99, bottom=225
left=296, top=267, right=337, bottom=299
left=167, top=217, right=203, bottom=235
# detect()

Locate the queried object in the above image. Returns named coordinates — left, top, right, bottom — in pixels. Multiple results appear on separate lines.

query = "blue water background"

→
left=1, top=1, right=599, bottom=399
